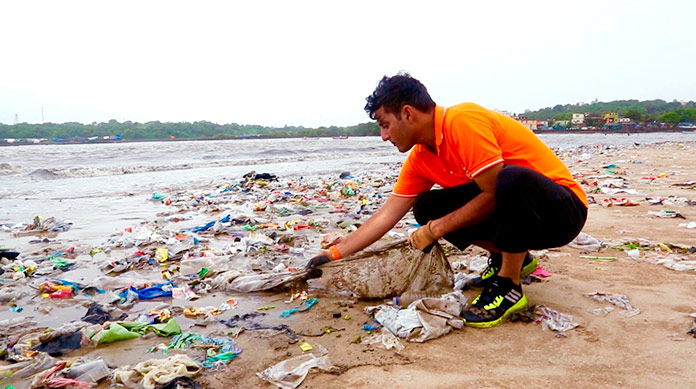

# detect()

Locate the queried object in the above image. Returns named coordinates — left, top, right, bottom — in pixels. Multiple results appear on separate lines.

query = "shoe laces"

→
left=473, top=279, right=501, bottom=308
left=483, top=255, right=499, bottom=273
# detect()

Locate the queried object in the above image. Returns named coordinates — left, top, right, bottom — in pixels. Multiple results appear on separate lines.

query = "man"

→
left=306, top=72, right=587, bottom=328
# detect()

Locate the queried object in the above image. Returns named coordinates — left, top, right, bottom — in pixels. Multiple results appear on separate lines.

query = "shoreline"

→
left=2, top=127, right=695, bottom=147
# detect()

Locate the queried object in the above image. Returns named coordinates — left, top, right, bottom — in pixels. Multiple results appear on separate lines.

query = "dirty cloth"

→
left=256, top=345, right=334, bottom=389
left=81, top=303, right=128, bottom=324
left=321, top=239, right=453, bottom=298
left=32, top=331, right=83, bottom=356
left=155, top=376, right=204, bottom=389
left=374, top=292, right=465, bottom=342
left=113, top=354, right=202, bottom=389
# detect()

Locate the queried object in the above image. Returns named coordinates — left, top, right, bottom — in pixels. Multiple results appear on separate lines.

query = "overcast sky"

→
left=1, top=0, right=694, bottom=127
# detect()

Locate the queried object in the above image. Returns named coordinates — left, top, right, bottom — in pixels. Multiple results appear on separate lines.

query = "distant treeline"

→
left=525, top=99, right=696, bottom=124
left=0, top=120, right=380, bottom=140
left=3, top=98, right=696, bottom=141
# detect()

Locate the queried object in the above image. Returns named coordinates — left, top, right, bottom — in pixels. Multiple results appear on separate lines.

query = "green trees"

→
left=0, top=120, right=380, bottom=141
left=659, top=112, right=681, bottom=125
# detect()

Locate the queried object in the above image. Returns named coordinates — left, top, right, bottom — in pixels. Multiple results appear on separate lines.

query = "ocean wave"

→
left=0, top=163, right=30, bottom=175
left=19, top=152, right=397, bottom=179
left=28, top=168, right=62, bottom=180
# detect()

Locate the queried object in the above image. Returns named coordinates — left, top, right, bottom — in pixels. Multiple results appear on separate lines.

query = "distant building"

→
left=515, top=116, right=537, bottom=131
left=603, top=113, right=621, bottom=129
left=571, top=113, right=585, bottom=125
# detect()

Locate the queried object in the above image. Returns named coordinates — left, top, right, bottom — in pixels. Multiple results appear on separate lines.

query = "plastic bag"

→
left=256, top=345, right=333, bottom=389
left=534, top=305, right=579, bottom=332
left=568, top=232, right=602, bottom=252
left=320, top=239, right=453, bottom=298
left=361, top=328, right=404, bottom=352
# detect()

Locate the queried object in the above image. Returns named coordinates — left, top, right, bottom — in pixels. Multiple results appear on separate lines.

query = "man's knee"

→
left=496, top=165, right=537, bottom=197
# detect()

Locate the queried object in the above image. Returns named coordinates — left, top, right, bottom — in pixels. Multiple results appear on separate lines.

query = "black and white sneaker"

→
left=462, top=275, right=527, bottom=328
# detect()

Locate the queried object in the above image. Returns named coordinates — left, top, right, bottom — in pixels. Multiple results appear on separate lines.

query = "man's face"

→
left=375, top=106, right=413, bottom=153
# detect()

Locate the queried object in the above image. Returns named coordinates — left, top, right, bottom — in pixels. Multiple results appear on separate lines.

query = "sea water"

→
left=2, top=132, right=696, bottom=246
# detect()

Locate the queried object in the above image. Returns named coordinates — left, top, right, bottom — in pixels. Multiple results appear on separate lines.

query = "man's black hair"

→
left=364, top=72, right=436, bottom=120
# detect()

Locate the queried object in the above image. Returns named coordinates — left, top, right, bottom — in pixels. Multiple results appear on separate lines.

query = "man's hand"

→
left=408, top=220, right=439, bottom=252
left=305, top=253, right=331, bottom=279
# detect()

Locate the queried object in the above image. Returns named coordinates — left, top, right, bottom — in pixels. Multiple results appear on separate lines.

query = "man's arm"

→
left=332, top=194, right=415, bottom=258
left=428, top=162, right=502, bottom=238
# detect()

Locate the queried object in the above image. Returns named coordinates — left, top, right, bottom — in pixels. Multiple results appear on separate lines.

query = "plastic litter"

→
left=374, top=305, right=422, bottom=338
left=585, top=291, right=641, bottom=317
left=361, top=327, right=404, bottom=352
left=0, top=352, right=57, bottom=382
left=280, top=298, right=318, bottom=318
left=256, top=344, right=334, bottom=389
left=129, top=281, right=175, bottom=299
left=88, top=318, right=182, bottom=345
left=534, top=305, right=579, bottom=332
left=568, top=232, right=603, bottom=252
left=66, top=359, right=111, bottom=383
left=648, top=210, right=686, bottom=219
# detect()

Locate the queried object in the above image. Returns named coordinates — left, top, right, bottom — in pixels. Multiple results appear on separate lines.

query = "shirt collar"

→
left=433, top=105, right=445, bottom=153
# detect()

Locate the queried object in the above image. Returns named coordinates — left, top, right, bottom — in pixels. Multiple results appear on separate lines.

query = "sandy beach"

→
left=1, top=140, right=695, bottom=388
left=206, top=141, right=696, bottom=388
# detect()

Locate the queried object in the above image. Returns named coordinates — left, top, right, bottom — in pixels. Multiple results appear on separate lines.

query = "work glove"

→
left=408, top=220, right=438, bottom=253
left=305, top=254, right=331, bottom=279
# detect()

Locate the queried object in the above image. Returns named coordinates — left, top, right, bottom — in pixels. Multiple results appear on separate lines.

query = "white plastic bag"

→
left=256, top=345, right=333, bottom=389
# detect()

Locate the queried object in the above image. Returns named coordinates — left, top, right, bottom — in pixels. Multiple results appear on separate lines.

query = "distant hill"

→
left=0, top=120, right=380, bottom=141
left=524, top=99, right=696, bottom=124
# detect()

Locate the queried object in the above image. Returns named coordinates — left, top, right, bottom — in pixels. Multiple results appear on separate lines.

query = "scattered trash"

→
left=678, top=221, right=696, bottom=229
left=361, top=328, right=404, bottom=352
left=585, top=291, right=640, bottom=317
left=568, top=233, right=603, bottom=252
left=373, top=291, right=466, bottom=342
left=534, top=305, right=579, bottom=332
left=648, top=210, right=686, bottom=219
left=256, top=344, right=334, bottom=389
left=281, top=298, right=318, bottom=318
left=113, top=354, right=202, bottom=389
left=579, top=255, right=618, bottom=262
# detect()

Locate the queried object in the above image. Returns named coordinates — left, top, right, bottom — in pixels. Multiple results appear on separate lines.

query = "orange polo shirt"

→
left=392, top=103, right=587, bottom=207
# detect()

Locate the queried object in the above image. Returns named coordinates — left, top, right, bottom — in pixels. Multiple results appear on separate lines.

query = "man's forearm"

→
left=333, top=196, right=415, bottom=258
left=429, top=192, right=495, bottom=238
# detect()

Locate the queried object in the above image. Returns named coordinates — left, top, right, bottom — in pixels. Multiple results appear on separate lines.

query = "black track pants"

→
left=411, top=165, right=587, bottom=253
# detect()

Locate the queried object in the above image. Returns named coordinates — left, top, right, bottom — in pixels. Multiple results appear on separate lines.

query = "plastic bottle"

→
left=67, top=359, right=111, bottom=383
left=394, top=291, right=441, bottom=308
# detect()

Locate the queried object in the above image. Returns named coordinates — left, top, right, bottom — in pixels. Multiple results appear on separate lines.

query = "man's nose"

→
left=380, top=128, right=389, bottom=141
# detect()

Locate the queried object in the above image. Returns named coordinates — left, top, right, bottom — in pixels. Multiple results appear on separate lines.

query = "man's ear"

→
left=402, top=105, right=414, bottom=121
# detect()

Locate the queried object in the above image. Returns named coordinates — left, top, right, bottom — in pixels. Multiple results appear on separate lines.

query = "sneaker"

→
left=462, top=275, right=527, bottom=328
left=467, top=252, right=539, bottom=288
